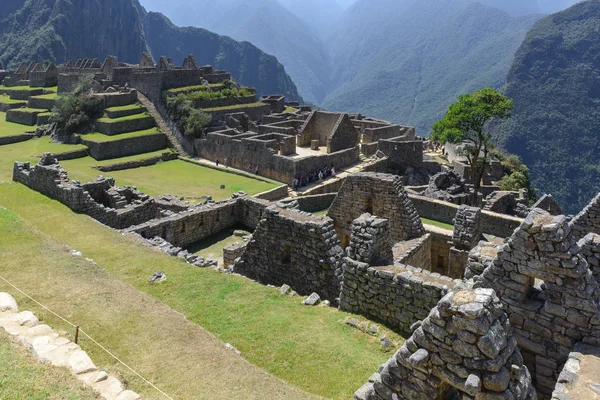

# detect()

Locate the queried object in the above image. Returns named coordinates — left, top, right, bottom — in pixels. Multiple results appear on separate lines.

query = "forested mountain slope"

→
left=0, top=0, right=301, bottom=100
left=323, top=0, right=540, bottom=135
left=498, top=0, right=600, bottom=214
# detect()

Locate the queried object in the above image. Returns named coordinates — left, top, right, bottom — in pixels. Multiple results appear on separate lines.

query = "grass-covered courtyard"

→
left=0, top=183, right=402, bottom=399
left=60, top=158, right=280, bottom=201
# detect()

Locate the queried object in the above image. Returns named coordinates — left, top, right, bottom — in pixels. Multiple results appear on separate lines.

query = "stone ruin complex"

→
left=4, top=53, right=600, bottom=400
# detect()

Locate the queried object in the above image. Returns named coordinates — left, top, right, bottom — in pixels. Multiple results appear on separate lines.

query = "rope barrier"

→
left=0, top=274, right=174, bottom=400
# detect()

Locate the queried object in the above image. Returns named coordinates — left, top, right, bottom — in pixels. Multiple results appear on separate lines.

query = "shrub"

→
left=183, top=109, right=212, bottom=139
left=49, top=77, right=104, bottom=135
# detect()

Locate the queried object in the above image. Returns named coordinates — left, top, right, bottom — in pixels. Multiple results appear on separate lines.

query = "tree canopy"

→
left=432, top=87, right=513, bottom=198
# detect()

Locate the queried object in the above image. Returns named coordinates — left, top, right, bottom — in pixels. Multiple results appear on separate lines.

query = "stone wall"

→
left=409, top=193, right=523, bottom=238
left=477, top=209, right=600, bottom=397
left=354, top=285, right=536, bottom=400
left=13, top=160, right=161, bottom=229
left=328, top=173, right=424, bottom=245
left=126, top=196, right=270, bottom=248
left=378, top=139, right=424, bottom=174
left=96, top=115, right=155, bottom=136
left=6, top=109, right=42, bottom=126
left=580, top=233, right=600, bottom=285
left=363, top=125, right=414, bottom=144
left=233, top=207, right=344, bottom=302
left=571, top=193, right=600, bottom=240
left=346, top=214, right=394, bottom=265
left=195, top=131, right=360, bottom=185
left=396, top=234, right=432, bottom=270
left=550, top=342, right=600, bottom=400
left=223, top=241, right=248, bottom=267
left=293, top=193, right=337, bottom=213
left=340, top=259, right=454, bottom=335
left=82, top=132, right=168, bottom=160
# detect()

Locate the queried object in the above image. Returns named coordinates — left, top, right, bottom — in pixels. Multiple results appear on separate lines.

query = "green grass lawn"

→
left=0, top=137, right=88, bottom=181
left=0, top=204, right=319, bottom=400
left=0, top=184, right=404, bottom=399
left=82, top=128, right=162, bottom=142
left=202, top=102, right=266, bottom=111
left=421, top=217, right=454, bottom=230
left=31, top=92, right=58, bottom=99
left=0, top=112, right=35, bottom=137
left=61, top=159, right=280, bottom=201
left=0, top=331, right=97, bottom=399
left=166, top=83, right=225, bottom=95
left=105, top=104, right=145, bottom=112
left=97, top=113, right=151, bottom=123
left=0, top=94, right=26, bottom=105
left=8, top=107, right=45, bottom=113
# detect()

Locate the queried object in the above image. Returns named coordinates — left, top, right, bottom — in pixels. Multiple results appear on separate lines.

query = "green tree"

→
left=432, top=87, right=513, bottom=201
left=183, top=109, right=212, bottom=139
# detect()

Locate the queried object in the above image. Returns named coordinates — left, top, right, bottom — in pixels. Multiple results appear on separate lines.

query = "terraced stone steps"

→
left=105, top=104, right=146, bottom=119
left=6, top=107, right=45, bottom=126
left=96, top=114, right=156, bottom=136
left=81, top=128, right=168, bottom=160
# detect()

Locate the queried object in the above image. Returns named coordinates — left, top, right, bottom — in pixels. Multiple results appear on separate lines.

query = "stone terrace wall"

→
left=571, top=192, right=600, bottom=240
left=328, top=172, right=424, bottom=245
left=234, top=207, right=344, bottom=302
left=363, top=125, right=414, bottom=144
left=477, top=209, right=600, bottom=398
left=409, top=193, right=523, bottom=238
left=355, top=285, right=536, bottom=400
left=13, top=161, right=160, bottom=229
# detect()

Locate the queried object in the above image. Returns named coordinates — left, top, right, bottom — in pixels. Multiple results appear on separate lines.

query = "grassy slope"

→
left=0, top=184, right=402, bottom=399
left=0, top=205, right=319, bottom=399
left=0, top=94, right=25, bottom=104
left=0, top=112, right=35, bottom=136
left=0, top=331, right=97, bottom=399
left=60, top=159, right=279, bottom=201
left=82, top=128, right=162, bottom=142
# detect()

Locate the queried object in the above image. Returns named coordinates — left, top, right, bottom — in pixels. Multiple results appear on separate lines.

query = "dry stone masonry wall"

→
left=328, top=172, right=424, bottom=245
left=476, top=209, right=600, bottom=397
left=233, top=207, right=344, bottom=302
left=355, top=285, right=536, bottom=400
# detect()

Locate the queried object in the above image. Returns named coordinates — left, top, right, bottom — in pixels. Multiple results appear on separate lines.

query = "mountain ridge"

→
left=0, top=0, right=301, bottom=101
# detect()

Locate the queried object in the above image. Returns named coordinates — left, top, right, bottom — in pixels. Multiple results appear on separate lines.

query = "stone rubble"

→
left=0, top=292, right=140, bottom=400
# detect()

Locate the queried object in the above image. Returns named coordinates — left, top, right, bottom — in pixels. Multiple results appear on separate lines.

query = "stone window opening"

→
left=435, top=383, right=460, bottom=400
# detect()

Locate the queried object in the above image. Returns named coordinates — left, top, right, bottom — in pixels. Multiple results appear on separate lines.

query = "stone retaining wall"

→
left=27, top=96, right=55, bottom=110
left=96, top=115, right=155, bottom=136
left=6, top=108, right=42, bottom=125
left=397, top=234, right=432, bottom=270
left=83, top=132, right=167, bottom=160
left=0, top=134, right=34, bottom=146
left=294, top=193, right=337, bottom=213
left=97, top=152, right=177, bottom=172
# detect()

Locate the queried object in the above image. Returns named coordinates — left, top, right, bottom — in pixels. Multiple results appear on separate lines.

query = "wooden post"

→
left=75, top=326, right=80, bottom=344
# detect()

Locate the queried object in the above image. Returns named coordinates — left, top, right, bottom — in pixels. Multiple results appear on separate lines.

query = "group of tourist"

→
left=215, top=158, right=259, bottom=175
left=293, top=165, right=336, bottom=190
